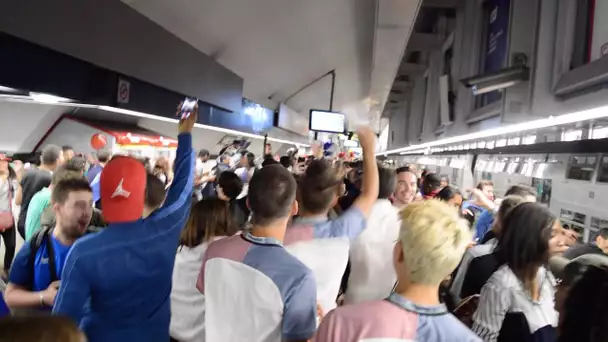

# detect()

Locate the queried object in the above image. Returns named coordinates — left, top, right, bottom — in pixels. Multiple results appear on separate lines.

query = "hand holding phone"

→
left=179, top=97, right=198, bottom=119
left=177, top=98, right=198, bottom=134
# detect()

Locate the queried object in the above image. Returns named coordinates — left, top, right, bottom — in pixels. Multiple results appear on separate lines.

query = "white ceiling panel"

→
left=122, top=0, right=419, bottom=130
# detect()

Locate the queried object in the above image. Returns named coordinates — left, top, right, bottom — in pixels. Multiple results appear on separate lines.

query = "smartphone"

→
left=179, top=97, right=198, bottom=119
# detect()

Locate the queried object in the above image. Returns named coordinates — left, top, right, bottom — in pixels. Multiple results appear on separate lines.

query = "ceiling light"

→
left=98, top=106, right=308, bottom=146
left=378, top=104, right=608, bottom=156
left=29, top=92, right=73, bottom=103
left=0, top=86, right=19, bottom=93
left=462, top=66, right=529, bottom=96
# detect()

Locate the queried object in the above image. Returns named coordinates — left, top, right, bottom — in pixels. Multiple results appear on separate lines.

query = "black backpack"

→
left=28, top=226, right=59, bottom=285
left=27, top=225, right=103, bottom=287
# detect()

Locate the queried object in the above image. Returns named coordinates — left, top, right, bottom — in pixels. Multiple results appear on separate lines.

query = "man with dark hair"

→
left=475, top=184, right=537, bottom=241
left=284, top=127, right=379, bottom=314
left=463, top=181, right=495, bottom=217
left=217, top=171, right=243, bottom=201
left=279, top=156, right=292, bottom=169
left=345, top=164, right=400, bottom=304
left=144, top=173, right=167, bottom=218
left=4, top=177, right=92, bottom=311
left=198, top=149, right=210, bottom=160
left=53, top=104, right=196, bottom=342
left=193, top=149, right=215, bottom=201
left=421, top=173, right=442, bottom=199
left=89, top=152, right=115, bottom=210
left=16, top=144, right=63, bottom=239
left=86, top=150, right=110, bottom=184
left=393, top=167, right=417, bottom=209
left=65, top=156, right=86, bottom=175
left=197, top=165, right=318, bottom=341
left=262, top=157, right=279, bottom=167
left=216, top=171, right=248, bottom=227
left=563, top=228, right=608, bottom=259
left=25, top=167, right=82, bottom=240
left=200, top=153, right=231, bottom=199
left=61, top=146, right=74, bottom=162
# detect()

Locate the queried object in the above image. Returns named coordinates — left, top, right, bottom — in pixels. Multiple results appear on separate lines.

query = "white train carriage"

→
left=397, top=151, right=608, bottom=244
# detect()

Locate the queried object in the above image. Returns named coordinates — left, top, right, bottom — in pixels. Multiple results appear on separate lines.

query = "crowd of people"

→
left=0, top=103, right=606, bottom=342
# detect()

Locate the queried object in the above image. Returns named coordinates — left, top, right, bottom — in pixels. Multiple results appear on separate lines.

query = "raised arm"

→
left=146, top=104, right=197, bottom=234
left=351, top=127, right=379, bottom=218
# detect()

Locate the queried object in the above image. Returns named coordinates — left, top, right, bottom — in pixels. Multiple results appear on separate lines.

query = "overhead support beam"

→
left=407, top=33, right=445, bottom=52
left=423, top=0, right=465, bottom=9
left=398, top=63, right=427, bottom=76
left=392, top=81, right=412, bottom=91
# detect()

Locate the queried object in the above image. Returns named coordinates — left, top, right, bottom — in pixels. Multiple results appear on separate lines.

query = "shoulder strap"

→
left=28, top=226, right=58, bottom=284
left=44, top=230, right=58, bottom=282
left=6, top=178, right=12, bottom=211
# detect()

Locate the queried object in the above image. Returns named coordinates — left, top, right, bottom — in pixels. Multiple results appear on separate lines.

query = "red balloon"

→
left=91, top=133, right=107, bottom=150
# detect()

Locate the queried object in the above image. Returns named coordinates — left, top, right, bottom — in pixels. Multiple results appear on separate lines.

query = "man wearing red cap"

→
left=53, top=105, right=197, bottom=342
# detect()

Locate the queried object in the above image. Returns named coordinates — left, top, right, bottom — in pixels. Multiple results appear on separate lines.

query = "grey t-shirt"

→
left=0, top=178, right=18, bottom=212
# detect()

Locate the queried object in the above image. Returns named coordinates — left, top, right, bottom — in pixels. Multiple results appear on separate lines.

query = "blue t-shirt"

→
left=87, top=164, right=103, bottom=184
left=91, top=173, right=101, bottom=203
left=0, top=293, right=9, bottom=317
left=9, top=233, right=72, bottom=295
left=474, top=209, right=495, bottom=240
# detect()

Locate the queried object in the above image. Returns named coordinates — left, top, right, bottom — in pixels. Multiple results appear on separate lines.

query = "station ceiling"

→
left=121, top=0, right=421, bottom=130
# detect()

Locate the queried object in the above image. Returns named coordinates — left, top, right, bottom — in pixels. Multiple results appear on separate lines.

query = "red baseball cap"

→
left=0, top=154, right=12, bottom=162
left=100, top=156, right=146, bottom=223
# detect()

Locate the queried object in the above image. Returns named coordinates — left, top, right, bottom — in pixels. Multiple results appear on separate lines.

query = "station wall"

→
left=0, top=0, right=243, bottom=113
left=388, top=0, right=608, bottom=150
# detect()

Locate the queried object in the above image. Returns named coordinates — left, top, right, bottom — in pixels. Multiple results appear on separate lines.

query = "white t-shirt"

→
left=170, top=236, right=225, bottom=342
left=344, top=199, right=401, bottom=305
left=198, top=233, right=317, bottom=342
left=284, top=207, right=367, bottom=313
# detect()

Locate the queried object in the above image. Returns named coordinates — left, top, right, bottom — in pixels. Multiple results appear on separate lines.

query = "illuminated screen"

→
left=309, top=110, right=345, bottom=133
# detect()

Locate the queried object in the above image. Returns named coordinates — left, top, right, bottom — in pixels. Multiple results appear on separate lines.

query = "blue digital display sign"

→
left=480, top=0, right=510, bottom=106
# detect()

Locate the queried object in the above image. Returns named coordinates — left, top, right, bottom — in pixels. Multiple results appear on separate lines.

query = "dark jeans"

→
left=0, top=226, right=16, bottom=271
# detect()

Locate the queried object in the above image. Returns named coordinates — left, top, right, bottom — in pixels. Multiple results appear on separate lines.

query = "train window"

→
left=560, top=209, right=587, bottom=225
left=452, top=168, right=459, bottom=186
left=523, top=135, right=536, bottom=145
left=493, top=161, right=506, bottom=173
left=496, top=139, right=507, bottom=147
left=588, top=229, right=600, bottom=243
left=562, top=129, right=583, bottom=142
left=566, top=155, right=597, bottom=181
left=506, top=161, right=518, bottom=173
left=590, top=217, right=608, bottom=229
left=507, top=137, right=520, bottom=146
left=588, top=217, right=608, bottom=243
left=592, top=127, right=608, bottom=139
left=486, top=161, right=495, bottom=172
left=596, top=156, right=608, bottom=183
left=486, top=140, right=495, bottom=149
left=560, top=209, right=586, bottom=243
left=521, top=161, right=534, bottom=177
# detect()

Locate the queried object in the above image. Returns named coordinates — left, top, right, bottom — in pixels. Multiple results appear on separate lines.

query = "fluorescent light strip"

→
left=400, top=149, right=428, bottom=155
left=379, top=105, right=608, bottom=155
left=0, top=86, right=20, bottom=93
left=98, top=106, right=308, bottom=146
left=29, top=92, right=73, bottom=103
left=0, top=97, right=307, bottom=146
